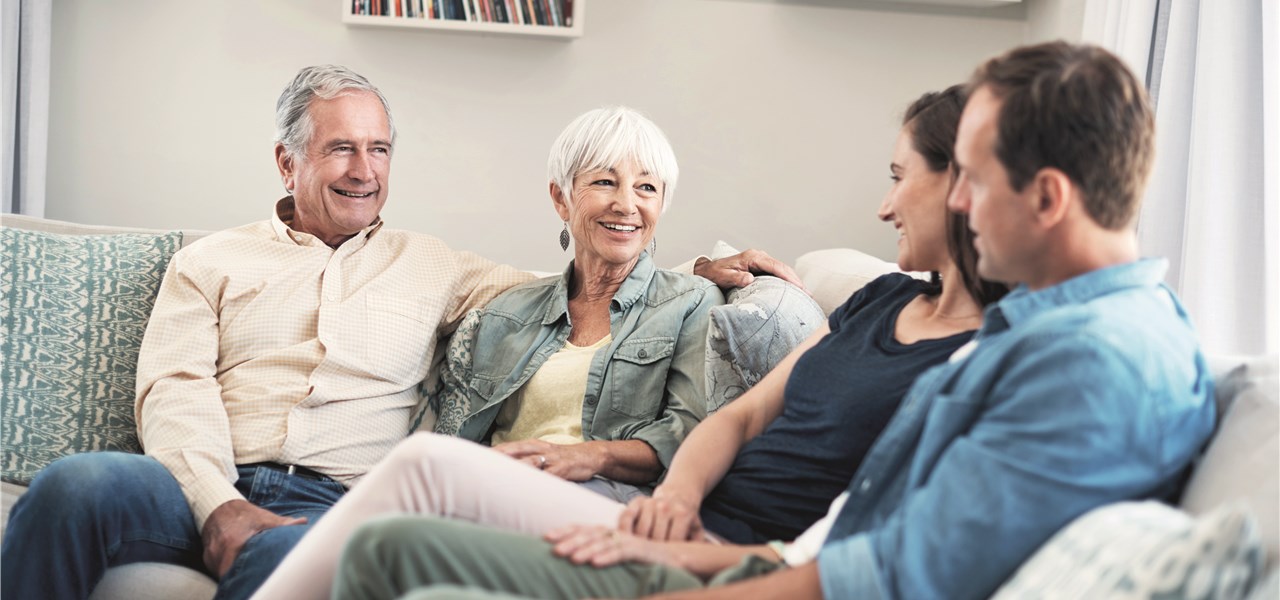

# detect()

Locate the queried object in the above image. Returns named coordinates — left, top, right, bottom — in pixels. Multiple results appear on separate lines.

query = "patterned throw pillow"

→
left=992, top=501, right=1266, bottom=600
left=704, top=276, right=825, bottom=413
left=1, top=228, right=181, bottom=485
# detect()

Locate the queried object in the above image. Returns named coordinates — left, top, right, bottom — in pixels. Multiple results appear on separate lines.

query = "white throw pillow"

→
left=992, top=501, right=1265, bottom=600
left=794, top=248, right=912, bottom=315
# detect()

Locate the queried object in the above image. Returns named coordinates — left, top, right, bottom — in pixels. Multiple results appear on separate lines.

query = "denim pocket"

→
left=608, top=336, right=675, bottom=418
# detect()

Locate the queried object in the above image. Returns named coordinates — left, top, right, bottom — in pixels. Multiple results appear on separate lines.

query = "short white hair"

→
left=547, top=106, right=679, bottom=213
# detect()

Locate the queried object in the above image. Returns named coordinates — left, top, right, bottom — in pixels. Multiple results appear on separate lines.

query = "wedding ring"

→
left=538, top=455, right=547, bottom=469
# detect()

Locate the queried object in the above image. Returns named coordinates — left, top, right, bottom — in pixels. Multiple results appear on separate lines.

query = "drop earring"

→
left=559, top=222, right=570, bottom=252
left=648, top=237, right=657, bottom=257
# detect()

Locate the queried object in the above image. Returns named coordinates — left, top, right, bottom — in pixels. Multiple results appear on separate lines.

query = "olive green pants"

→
left=333, top=515, right=704, bottom=600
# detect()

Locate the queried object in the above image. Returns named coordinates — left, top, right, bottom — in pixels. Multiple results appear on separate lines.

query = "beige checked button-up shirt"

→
left=135, top=198, right=531, bottom=527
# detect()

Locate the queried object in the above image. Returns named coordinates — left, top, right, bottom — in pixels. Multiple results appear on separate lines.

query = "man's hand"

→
left=492, top=439, right=602, bottom=482
left=693, top=250, right=805, bottom=291
left=201, top=499, right=307, bottom=578
left=618, top=487, right=705, bottom=542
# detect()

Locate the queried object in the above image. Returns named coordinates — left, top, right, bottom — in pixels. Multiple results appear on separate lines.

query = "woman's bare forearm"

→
left=648, top=563, right=822, bottom=600
left=659, top=324, right=830, bottom=503
left=667, top=541, right=780, bottom=579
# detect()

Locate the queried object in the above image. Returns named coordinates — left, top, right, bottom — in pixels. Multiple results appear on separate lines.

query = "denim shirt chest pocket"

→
left=911, top=363, right=989, bottom=481
left=606, top=336, right=675, bottom=418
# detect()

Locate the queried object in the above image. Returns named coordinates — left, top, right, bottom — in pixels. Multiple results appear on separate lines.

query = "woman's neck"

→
left=570, top=255, right=638, bottom=303
left=929, top=262, right=984, bottom=323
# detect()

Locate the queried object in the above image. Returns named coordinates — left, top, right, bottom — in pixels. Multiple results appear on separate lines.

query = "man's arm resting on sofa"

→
left=681, top=250, right=805, bottom=291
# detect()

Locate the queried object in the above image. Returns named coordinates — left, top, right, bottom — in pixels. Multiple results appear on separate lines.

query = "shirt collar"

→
left=270, top=196, right=384, bottom=250
left=983, top=258, right=1170, bottom=334
left=543, top=252, right=657, bottom=325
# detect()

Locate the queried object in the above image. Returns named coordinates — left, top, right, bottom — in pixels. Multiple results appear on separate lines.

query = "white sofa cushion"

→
left=794, top=248, right=924, bottom=315
left=1181, top=355, right=1280, bottom=570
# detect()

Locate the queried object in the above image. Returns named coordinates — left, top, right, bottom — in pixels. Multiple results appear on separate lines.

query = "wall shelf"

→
left=342, top=1, right=584, bottom=39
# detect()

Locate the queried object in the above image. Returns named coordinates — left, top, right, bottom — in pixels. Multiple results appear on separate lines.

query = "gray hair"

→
left=274, top=65, right=396, bottom=160
left=547, top=106, right=679, bottom=213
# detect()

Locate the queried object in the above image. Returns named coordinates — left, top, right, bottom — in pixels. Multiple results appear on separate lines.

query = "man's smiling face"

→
left=279, top=90, right=392, bottom=247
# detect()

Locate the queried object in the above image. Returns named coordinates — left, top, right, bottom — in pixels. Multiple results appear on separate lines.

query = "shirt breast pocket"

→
left=365, top=295, right=431, bottom=383
left=916, top=391, right=985, bottom=471
left=608, top=337, right=675, bottom=419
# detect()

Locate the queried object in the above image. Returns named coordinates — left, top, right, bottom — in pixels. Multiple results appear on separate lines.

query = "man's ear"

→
left=1031, top=167, right=1073, bottom=228
left=550, top=182, right=571, bottom=221
left=275, top=144, right=295, bottom=192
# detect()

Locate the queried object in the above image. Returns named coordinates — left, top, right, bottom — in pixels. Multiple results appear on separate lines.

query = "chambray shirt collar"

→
left=270, top=196, right=384, bottom=250
left=542, top=251, right=657, bottom=326
left=984, top=258, right=1170, bottom=333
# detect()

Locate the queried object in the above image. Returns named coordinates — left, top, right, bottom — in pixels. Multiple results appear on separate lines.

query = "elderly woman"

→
left=322, top=86, right=1011, bottom=600
left=428, top=106, right=717, bottom=496
left=253, top=106, right=732, bottom=600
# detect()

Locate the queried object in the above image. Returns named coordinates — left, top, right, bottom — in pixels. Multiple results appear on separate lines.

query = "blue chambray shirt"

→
left=816, top=258, right=1216, bottom=600
left=437, top=252, right=723, bottom=469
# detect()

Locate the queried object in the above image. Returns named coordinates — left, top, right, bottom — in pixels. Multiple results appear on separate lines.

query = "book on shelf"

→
left=350, top=0, right=573, bottom=27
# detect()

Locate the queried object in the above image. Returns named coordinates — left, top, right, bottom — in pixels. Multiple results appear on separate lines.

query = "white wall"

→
left=1024, top=0, right=1086, bottom=43
left=46, top=0, right=1026, bottom=270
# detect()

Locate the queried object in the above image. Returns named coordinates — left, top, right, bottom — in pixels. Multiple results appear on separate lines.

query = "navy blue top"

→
left=699, top=273, right=974, bottom=543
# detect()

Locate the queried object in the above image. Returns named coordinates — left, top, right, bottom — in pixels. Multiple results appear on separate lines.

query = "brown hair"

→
left=903, top=85, right=1009, bottom=307
left=968, top=41, right=1155, bottom=230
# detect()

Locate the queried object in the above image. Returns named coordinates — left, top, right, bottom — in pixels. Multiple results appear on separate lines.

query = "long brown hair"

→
left=903, top=85, right=1009, bottom=306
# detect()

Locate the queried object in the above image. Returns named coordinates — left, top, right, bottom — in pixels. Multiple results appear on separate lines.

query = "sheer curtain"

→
left=1, top=0, right=51, bottom=217
left=1084, top=0, right=1278, bottom=355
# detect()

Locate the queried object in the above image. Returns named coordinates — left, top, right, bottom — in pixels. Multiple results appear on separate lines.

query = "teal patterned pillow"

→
left=1, top=227, right=181, bottom=485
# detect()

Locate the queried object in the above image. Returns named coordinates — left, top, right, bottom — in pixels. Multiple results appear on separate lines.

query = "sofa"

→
left=2, top=214, right=1277, bottom=600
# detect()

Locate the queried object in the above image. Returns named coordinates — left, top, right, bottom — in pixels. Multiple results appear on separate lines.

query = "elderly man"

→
left=0, top=65, right=786, bottom=600
left=320, top=42, right=1217, bottom=600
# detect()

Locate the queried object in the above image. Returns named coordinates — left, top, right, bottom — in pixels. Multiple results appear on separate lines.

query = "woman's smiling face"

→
left=556, top=157, right=664, bottom=269
left=877, top=126, right=953, bottom=273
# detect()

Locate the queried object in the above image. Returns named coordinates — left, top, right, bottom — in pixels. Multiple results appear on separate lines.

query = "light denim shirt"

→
left=430, top=252, right=723, bottom=470
left=816, top=258, right=1216, bottom=600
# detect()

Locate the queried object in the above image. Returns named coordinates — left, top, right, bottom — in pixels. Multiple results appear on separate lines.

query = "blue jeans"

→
left=0, top=452, right=345, bottom=600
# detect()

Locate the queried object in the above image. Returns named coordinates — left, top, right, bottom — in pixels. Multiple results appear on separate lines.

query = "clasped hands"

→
left=545, top=489, right=705, bottom=572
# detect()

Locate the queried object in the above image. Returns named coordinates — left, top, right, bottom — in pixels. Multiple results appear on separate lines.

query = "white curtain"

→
left=1, top=0, right=51, bottom=217
left=1084, top=0, right=1278, bottom=355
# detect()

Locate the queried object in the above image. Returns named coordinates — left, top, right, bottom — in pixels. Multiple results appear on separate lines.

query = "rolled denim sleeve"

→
left=623, top=282, right=723, bottom=468
left=817, top=534, right=886, bottom=599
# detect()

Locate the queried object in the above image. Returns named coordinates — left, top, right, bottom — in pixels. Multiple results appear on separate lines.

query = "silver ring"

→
left=538, top=455, right=547, bottom=468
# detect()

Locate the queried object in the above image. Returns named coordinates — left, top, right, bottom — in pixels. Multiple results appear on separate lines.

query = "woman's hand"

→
left=491, top=439, right=602, bottom=481
left=545, top=524, right=677, bottom=569
left=618, top=487, right=706, bottom=542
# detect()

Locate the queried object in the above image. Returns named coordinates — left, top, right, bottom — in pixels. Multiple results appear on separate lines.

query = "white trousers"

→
left=251, top=433, right=627, bottom=600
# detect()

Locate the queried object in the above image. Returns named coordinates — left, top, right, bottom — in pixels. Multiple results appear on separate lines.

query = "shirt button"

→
left=859, top=479, right=872, bottom=493
left=638, top=349, right=648, bottom=359
left=586, top=395, right=597, bottom=405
